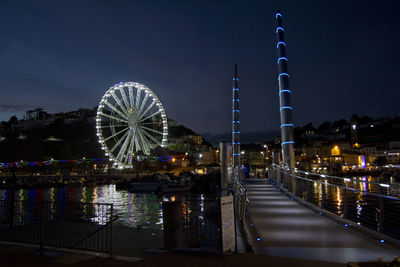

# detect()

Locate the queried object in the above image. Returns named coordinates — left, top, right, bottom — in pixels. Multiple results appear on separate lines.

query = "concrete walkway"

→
left=244, top=180, right=400, bottom=264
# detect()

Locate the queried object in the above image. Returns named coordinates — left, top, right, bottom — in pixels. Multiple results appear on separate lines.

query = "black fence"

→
left=0, top=200, right=115, bottom=256
left=0, top=195, right=224, bottom=256
left=269, top=165, right=400, bottom=240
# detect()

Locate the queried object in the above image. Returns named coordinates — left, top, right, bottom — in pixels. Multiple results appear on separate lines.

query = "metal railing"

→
left=0, top=200, right=115, bottom=256
left=269, top=164, right=400, bottom=240
left=232, top=166, right=247, bottom=222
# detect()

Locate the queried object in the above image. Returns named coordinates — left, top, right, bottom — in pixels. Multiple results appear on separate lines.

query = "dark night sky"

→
left=1, top=0, right=399, bottom=134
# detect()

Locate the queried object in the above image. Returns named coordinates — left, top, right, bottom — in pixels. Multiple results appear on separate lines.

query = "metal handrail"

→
left=282, top=170, right=400, bottom=201
left=283, top=165, right=400, bottom=189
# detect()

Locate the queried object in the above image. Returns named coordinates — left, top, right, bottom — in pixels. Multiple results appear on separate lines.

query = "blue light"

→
left=250, top=224, right=254, bottom=227
left=233, top=121, right=240, bottom=123
left=319, top=212, right=323, bottom=215
left=276, top=41, right=286, bottom=48
left=278, top=73, right=290, bottom=79
left=233, top=88, right=239, bottom=91
left=345, top=224, right=349, bottom=227
left=276, top=13, right=282, bottom=19
left=380, top=240, right=385, bottom=243
left=281, top=141, right=295, bottom=145
left=277, top=57, right=288, bottom=64
left=233, top=99, right=239, bottom=102
left=233, top=153, right=241, bottom=156
left=233, top=142, right=241, bottom=145
left=233, top=110, right=240, bottom=113
left=233, top=77, right=239, bottom=81
left=256, top=238, right=261, bottom=241
left=232, top=131, right=240, bottom=134
left=279, top=89, right=291, bottom=95
left=280, top=124, right=294, bottom=128
left=276, top=27, right=284, bottom=33
left=280, top=106, right=292, bottom=111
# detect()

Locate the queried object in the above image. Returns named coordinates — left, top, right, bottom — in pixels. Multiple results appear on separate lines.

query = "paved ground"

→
left=0, top=244, right=346, bottom=267
left=244, top=180, right=400, bottom=264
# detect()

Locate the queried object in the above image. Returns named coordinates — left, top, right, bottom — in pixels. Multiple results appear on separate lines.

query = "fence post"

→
left=110, top=204, right=114, bottom=259
left=39, top=202, right=44, bottom=256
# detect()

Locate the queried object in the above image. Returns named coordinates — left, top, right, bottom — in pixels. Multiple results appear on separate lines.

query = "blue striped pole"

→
left=232, top=64, right=240, bottom=170
left=276, top=11, right=295, bottom=170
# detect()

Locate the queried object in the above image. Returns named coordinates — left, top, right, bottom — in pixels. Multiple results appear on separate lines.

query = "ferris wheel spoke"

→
left=141, top=128, right=162, bottom=146
left=99, top=112, right=128, bottom=123
left=116, top=131, right=132, bottom=163
left=137, top=128, right=151, bottom=155
left=139, top=121, right=160, bottom=125
left=119, top=88, right=131, bottom=112
left=135, top=87, right=142, bottom=110
left=139, top=125, right=164, bottom=136
left=134, top=130, right=141, bottom=152
left=97, top=124, right=127, bottom=129
left=111, top=91, right=129, bottom=114
left=137, top=92, right=149, bottom=116
left=109, top=130, right=130, bottom=153
left=128, top=86, right=133, bottom=110
left=139, top=100, right=155, bottom=120
left=104, top=100, right=129, bottom=120
left=103, top=127, right=129, bottom=142
left=139, top=110, right=161, bottom=123
left=127, top=130, right=136, bottom=155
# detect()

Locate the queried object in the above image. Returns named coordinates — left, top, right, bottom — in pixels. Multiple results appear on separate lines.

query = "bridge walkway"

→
left=243, top=179, right=400, bottom=264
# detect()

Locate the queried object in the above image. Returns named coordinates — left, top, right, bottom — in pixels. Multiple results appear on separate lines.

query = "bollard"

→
left=162, top=201, right=182, bottom=249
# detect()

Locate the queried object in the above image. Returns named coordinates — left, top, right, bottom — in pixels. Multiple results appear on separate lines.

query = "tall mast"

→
left=276, top=10, right=295, bottom=170
left=232, top=64, right=240, bottom=170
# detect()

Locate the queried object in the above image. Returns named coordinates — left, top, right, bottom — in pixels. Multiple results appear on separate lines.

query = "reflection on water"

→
left=0, top=185, right=215, bottom=232
left=0, top=185, right=164, bottom=229
left=297, top=175, right=400, bottom=239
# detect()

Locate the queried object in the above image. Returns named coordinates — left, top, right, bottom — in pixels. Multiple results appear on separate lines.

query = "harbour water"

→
left=0, top=185, right=219, bottom=256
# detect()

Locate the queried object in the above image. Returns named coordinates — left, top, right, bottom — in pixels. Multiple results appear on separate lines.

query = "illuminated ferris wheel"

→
left=96, top=82, right=168, bottom=168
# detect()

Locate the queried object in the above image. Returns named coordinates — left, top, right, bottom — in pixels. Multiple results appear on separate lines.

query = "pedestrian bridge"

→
left=242, top=177, right=400, bottom=263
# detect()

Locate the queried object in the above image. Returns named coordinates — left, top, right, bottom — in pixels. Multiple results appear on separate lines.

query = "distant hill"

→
left=202, top=131, right=280, bottom=146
